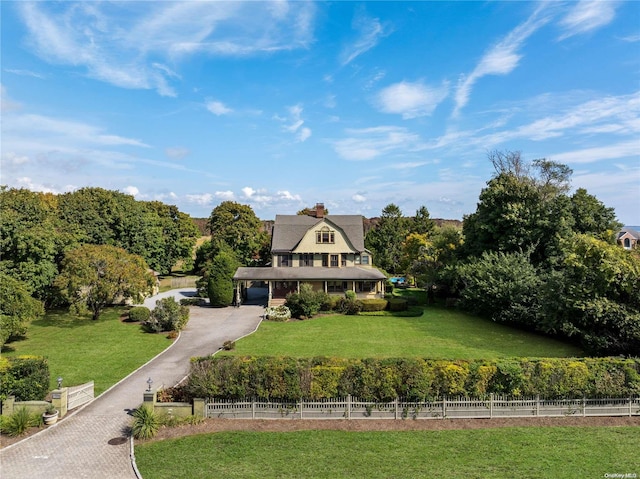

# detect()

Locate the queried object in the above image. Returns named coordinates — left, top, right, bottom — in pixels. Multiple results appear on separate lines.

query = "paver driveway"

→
left=0, top=289, right=264, bottom=479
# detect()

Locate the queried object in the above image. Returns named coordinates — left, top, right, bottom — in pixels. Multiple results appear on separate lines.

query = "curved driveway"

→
left=0, top=289, right=264, bottom=479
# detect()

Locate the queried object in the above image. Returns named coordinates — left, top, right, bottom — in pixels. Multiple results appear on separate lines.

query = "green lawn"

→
left=135, top=426, right=639, bottom=479
left=222, top=307, right=583, bottom=359
left=2, top=307, right=171, bottom=394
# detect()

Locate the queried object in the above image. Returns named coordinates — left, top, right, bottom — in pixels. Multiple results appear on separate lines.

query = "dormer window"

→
left=316, top=226, right=335, bottom=244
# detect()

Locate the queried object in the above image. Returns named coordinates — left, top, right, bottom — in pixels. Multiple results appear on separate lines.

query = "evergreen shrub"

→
left=182, top=356, right=640, bottom=402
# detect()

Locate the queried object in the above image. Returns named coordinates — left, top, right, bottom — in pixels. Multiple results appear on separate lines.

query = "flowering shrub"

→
left=265, top=305, right=291, bottom=322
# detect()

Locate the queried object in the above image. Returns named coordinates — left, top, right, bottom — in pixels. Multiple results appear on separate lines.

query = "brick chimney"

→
left=315, top=203, right=325, bottom=218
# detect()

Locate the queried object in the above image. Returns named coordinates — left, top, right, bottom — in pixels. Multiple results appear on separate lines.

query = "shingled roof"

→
left=271, top=214, right=366, bottom=253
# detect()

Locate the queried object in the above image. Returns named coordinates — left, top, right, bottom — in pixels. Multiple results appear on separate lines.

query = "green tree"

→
left=540, top=235, right=640, bottom=355
left=141, top=201, right=199, bottom=274
left=365, top=203, right=409, bottom=273
left=142, top=297, right=189, bottom=333
left=457, top=250, right=542, bottom=329
left=199, top=246, right=241, bottom=307
left=208, top=201, right=264, bottom=266
left=410, top=206, right=435, bottom=236
left=569, top=188, right=621, bottom=241
left=0, top=274, right=45, bottom=348
left=55, top=245, right=154, bottom=320
left=0, top=187, right=75, bottom=301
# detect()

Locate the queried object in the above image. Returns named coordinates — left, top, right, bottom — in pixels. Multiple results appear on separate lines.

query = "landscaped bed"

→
left=135, top=419, right=640, bottom=479
left=220, top=306, right=583, bottom=359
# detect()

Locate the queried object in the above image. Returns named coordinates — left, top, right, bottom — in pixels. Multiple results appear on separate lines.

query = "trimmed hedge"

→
left=359, top=299, right=389, bottom=312
left=183, top=356, right=640, bottom=402
left=0, top=355, right=50, bottom=401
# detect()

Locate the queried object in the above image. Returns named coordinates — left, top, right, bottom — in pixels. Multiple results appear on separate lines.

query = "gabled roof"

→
left=271, top=215, right=366, bottom=252
left=618, top=228, right=640, bottom=240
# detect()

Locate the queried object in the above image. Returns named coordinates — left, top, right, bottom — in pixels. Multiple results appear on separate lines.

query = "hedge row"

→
left=182, top=356, right=640, bottom=402
left=0, top=355, right=50, bottom=401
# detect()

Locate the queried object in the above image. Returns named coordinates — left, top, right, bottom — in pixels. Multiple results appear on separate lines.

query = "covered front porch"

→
left=233, top=267, right=387, bottom=307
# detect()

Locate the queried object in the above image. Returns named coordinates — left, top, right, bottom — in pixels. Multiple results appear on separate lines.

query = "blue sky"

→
left=1, top=1, right=639, bottom=224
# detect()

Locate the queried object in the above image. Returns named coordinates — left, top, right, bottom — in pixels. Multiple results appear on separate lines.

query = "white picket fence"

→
left=206, top=395, right=640, bottom=420
left=67, top=381, right=94, bottom=410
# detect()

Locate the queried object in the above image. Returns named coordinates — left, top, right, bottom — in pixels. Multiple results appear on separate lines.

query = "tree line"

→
left=1, top=187, right=200, bottom=343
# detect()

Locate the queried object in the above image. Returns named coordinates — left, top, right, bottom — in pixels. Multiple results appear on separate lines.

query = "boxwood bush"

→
left=0, top=355, right=50, bottom=401
left=183, top=356, right=640, bottom=402
left=128, top=306, right=150, bottom=323
left=359, top=299, right=388, bottom=312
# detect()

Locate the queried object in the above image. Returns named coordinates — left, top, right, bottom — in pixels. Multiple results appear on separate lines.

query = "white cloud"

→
left=186, top=193, right=214, bottom=205
left=559, top=1, right=618, bottom=40
left=123, top=185, right=140, bottom=197
left=1, top=85, right=21, bottom=112
left=279, top=104, right=312, bottom=142
left=376, top=81, right=449, bottom=119
left=333, top=126, right=424, bottom=161
left=206, top=100, right=233, bottom=116
left=165, top=147, right=191, bottom=160
left=215, top=191, right=235, bottom=200
left=4, top=69, right=45, bottom=79
left=242, top=186, right=256, bottom=198
left=277, top=190, right=302, bottom=201
left=340, top=11, right=390, bottom=65
left=549, top=140, right=640, bottom=165
left=387, top=162, right=429, bottom=170
left=453, top=6, right=551, bottom=116
left=17, top=2, right=316, bottom=96
left=2, top=151, right=30, bottom=166
left=352, top=194, right=367, bottom=203
left=14, top=177, right=64, bottom=194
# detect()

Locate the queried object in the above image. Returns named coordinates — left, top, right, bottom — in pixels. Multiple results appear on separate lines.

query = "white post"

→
left=394, top=398, right=398, bottom=420
left=536, top=395, right=540, bottom=416
left=490, top=394, right=493, bottom=419
left=299, top=399, right=303, bottom=419
left=442, top=397, right=446, bottom=419
left=252, top=400, right=256, bottom=419
left=583, top=397, right=587, bottom=417
left=347, top=395, right=351, bottom=420
left=630, top=397, right=633, bottom=417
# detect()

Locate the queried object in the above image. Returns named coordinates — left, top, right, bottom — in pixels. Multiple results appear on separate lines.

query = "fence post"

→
left=299, top=399, right=303, bottom=420
left=442, top=397, right=446, bottom=419
left=193, top=398, right=205, bottom=418
left=347, top=395, right=351, bottom=420
left=394, top=398, right=398, bottom=420
left=51, top=387, right=68, bottom=418
left=2, top=396, right=15, bottom=416
left=583, top=396, right=587, bottom=417
left=490, top=394, right=493, bottom=419
left=252, top=399, right=256, bottom=419
left=630, top=397, right=633, bottom=417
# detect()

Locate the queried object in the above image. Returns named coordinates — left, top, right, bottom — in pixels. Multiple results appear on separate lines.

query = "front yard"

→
left=2, top=307, right=170, bottom=394
left=221, top=306, right=583, bottom=359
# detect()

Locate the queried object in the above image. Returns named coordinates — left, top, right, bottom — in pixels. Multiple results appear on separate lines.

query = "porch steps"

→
left=269, top=298, right=287, bottom=307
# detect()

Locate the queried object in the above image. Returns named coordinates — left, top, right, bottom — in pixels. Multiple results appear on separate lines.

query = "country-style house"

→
left=233, top=204, right=386, bottom=306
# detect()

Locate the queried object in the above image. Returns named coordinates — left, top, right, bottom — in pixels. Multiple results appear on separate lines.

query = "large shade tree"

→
left=365, top=203, right=409, bottom=273
left=208, top=201, right=265, bottom=266
left=55, top=244, right=154, bottom=320
left=0, top=273, right=45, bottom=348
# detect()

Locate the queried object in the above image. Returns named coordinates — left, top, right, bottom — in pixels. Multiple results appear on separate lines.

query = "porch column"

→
left=324, top=281, right=327, bottom=293
left=268, top=281, right=273, bottom=304
left=297, top=281, right=300, bottom=293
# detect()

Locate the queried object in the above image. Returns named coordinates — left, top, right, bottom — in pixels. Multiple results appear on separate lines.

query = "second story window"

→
left=278, top=254, right=293, bottom=267
left=316, top=226, right=335, bottom=244
left=299, top=253, right=314, bottom=267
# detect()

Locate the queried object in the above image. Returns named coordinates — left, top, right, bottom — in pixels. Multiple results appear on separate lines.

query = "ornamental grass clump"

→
left=0, top=407, right=41, bottom=437
left=131, top=405, right=160, bottom=440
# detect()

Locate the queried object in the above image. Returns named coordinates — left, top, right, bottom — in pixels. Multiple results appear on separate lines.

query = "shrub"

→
left=0, top=356, right=50, bottom=401
left=1, top=407, right=41, bottom=437
left=179, top=298, right=203, bottom=306
left=265, top=305, right=291, bottom=322
left=222, top=340, right=235, bottom=351
left=335, top=297, right=362, bottom=315
left=182, top=356, right=640, bottom=402
left=387, top=298, right=408, bottom=311
left=345, top=290, right=357, bottom=300
left=131, top=405, right=160, bottom=440
left=286, top=283, right=325, bottom=319
left=142, top=297, right=189, bottom=333
left=359, top=299, right=389, bottom=312
left=128, top=306, right=150, bottom=323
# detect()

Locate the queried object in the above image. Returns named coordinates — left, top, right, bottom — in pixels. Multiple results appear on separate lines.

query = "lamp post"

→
left=146, top=377, right=153, bottom=392
left=57, top=376, right=63, bottom=389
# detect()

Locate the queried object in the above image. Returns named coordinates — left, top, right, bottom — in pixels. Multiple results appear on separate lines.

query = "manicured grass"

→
left=2, top=307, right=171, bottom=394
left=135, top=426, right=639, bottom=479
left=222, top=307, right=583, bottom=359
